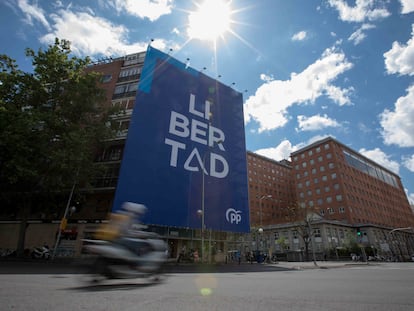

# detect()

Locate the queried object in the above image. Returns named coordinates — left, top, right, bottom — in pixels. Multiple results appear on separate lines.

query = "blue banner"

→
left=113, top=46, right=249, bottom=232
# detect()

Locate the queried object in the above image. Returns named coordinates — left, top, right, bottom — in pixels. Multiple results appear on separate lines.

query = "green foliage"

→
left=0, top=38, right=115, bottom=195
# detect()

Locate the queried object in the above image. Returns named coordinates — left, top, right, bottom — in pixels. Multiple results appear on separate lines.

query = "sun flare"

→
left=187, top=0, right=232, bottom=41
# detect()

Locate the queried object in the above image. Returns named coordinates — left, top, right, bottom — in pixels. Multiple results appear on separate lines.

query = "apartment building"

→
left=256, top=137, right=414, bottom=260
left=246, top=151, right=296, bottom=227
left=291, top=137, right=413, bottom=229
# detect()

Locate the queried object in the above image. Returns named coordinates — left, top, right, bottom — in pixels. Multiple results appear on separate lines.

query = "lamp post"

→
left=200, top=140, right=223, bottom=264
left=255, top=195, right=272, bottom=261
left=52, top=181, right=77, bottom=260
left=197, top=209, right=204, bottom=262
left=258, top=194, right=272, bottom=229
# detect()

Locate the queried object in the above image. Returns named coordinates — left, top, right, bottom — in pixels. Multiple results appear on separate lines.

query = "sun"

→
left=187, top=0, right=232, bottom=42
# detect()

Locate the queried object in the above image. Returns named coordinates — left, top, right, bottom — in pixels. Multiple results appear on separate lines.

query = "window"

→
left=308, top=150, right=313, bottom=156
left=318, top=156, right=323, bottom=162
left=302, top=162, right=307, bottom=168
left=339, top=207, right=345, bottom=213
left=326, top=153, right=332, bottom=159
left=316, top=147, right=321, bottom=153
left=324, top=186, right=330, bottom=192
left=101, top=74, right=112, bottom=83
left=322, top=175, right=328, bottom=181
left=326, top=196, right=332, bottom=203
left=314, top=178, right=319, bottom=184
left=328, top=162, right=335, bottom=169
left=320, top=166, right=325, bottom=172
left=331, top=173, right=337, bottom=179
left=336, top=195, right=343, bottom=201
left=120, top=66, right=141, bottom=78
left=114, top=82, right=138, bottom=94
left=324, top=143, right=330, bottom=150
left=312, top=168, right=317, bottom=174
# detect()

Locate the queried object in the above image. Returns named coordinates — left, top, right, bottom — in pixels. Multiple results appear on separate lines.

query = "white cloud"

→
left=407, top=191, right=414, bottom=205
left=40, top=9, right=169, bottom=57
left=400, top=0, right=414, bottom=14
left=254, top=135, right=332, bottom=161
left=380, top=84, right=414, bottom=147
left=328, top=0, right=390, bottom=22
left=403, top=154, right=414, bottom=172
left=359, top=148, right=400, bottom=174
left=292, top=31, right=307, bottom=41
left=260, top=73, right=274, bottom=82
left=17, top=0, right=51, bottom=31
left=113, top=0, right=173, bottom=21
left=254, top=140, right=302, bottom=161
left=296, top=114, right=340, bottom=132
left=244, top=47, right=353, bottom=132
left=348, top=23, right=375, bottom=45
left=172, top=27, right=180, bottom=35
left=384, top=24, right=414, bottom=76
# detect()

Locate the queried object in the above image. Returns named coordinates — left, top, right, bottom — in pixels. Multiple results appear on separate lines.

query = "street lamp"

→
left=255, top=195, right=271, bottom=261
left=200, top=139, right=223, bottom=264
left=197, top=209, right=204, bottom=262
left=258, top=194, right=272, bottom=229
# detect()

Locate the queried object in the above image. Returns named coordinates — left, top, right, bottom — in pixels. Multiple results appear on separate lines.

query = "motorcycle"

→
left=31, top=245, right=50, bottom=260
left=81, top=233, right=168, bottom=284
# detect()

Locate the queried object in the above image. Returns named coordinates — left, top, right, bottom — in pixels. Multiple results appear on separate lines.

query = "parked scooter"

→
left=31, top=244, right=50, bottom=259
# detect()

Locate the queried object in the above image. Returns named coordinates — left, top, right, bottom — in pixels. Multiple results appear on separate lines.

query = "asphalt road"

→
left=0, top=261, right=413, bottom=311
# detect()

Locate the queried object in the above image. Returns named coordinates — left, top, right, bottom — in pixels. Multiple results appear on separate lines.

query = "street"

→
left=0, top=261, right=413, bottom=310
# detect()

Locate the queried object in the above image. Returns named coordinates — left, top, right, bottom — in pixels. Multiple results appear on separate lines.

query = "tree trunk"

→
left=305, top=241, right=310, bottom=261
left=16, top=198, right=31, bottom=257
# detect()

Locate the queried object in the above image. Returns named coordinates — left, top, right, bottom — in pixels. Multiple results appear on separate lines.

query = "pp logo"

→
left=226, top=208, right=242, bottom=224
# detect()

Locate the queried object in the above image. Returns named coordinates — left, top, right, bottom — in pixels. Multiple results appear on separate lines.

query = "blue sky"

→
left=1, top=0, right=414, bottom=204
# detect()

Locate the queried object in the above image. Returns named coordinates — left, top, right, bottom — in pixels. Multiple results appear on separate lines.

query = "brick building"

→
left=291, top=137, right=413, bottom=229
left=246, top=151, right=296, bottom=227
left=249, top=137, right=414, bottom=260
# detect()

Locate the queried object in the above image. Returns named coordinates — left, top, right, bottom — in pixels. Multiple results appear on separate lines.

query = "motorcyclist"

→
left=94, top=202, right=149, bottom=241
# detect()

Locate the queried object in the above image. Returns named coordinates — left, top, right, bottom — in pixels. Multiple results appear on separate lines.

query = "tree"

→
left=0, top=38, right=116, bottom=255
left=283, top=203, right=322, bottom=262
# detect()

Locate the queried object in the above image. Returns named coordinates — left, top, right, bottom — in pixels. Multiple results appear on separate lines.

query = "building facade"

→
left=1, top=51, right=413, bottom=261
left=250, top=137, right=414, bottom=261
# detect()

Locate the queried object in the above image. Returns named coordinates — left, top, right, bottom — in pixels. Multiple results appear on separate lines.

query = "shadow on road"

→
left=0, top=259, right=293, bottom=275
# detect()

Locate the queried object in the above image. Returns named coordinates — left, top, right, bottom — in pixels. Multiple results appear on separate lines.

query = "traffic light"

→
left=357, top=228, right=361, bottom=236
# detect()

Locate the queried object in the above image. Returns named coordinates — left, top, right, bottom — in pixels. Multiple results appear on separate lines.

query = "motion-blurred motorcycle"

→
left=80, top=202, right=168, bottom=283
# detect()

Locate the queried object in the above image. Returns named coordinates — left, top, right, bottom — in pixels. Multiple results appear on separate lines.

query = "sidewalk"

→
left=271, top=260, right=371, bottom=270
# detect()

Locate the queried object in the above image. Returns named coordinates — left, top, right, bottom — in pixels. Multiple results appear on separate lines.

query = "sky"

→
left=1, top=0, right=414, bottom=204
